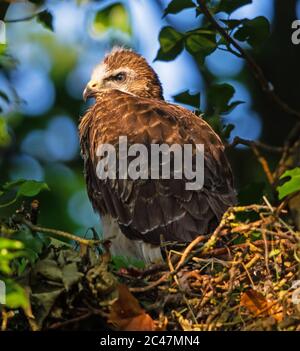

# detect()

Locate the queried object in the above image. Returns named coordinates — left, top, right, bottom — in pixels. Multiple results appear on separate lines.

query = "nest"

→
left=113, top=204, right=300, bottom=331
left=1, top=203, right=300, bottom=331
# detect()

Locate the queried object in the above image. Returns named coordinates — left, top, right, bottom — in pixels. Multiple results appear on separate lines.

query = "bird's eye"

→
left=112, top=72, right=126, bottom=82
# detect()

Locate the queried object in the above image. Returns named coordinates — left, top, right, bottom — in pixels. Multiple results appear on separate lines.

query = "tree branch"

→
left=23, top=219, right=102, bottom=247
left=197, top=0, right=300, bottom=122
left=229, top=136, right=283, bottom=154
left=5, top=13, right=37, bottom=23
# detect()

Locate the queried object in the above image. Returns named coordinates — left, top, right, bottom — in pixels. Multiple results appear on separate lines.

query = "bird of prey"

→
left=79, top=47, right=236, bottom=264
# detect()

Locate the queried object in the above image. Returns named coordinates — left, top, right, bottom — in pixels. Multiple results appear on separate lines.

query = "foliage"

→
left=0, top=179, right=49, bottom=208
left=93, top=3, right=131, bottom=35
left=277, top=167, right=300, bottom=200
left=157, top=0, right=270, bottom=140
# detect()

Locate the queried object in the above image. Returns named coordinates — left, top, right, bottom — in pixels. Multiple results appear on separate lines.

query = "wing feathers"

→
left=79, top=89, right=236, bottom=245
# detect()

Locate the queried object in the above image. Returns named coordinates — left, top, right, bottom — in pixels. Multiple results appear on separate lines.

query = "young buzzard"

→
left=79, top=48, right=236, bottom=264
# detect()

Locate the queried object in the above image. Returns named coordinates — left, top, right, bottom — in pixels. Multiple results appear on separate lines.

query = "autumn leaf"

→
left=240, top=289, right=283, bottom=322
left=108, top=284, right=156, bottom=331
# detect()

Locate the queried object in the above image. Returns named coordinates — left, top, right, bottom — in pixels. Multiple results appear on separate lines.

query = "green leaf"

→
left=94, top=3, right=131, bottom=35
left=0, top=180, right=49, bottom=208
left=163, top=0, right=196, bottom=17
left=17, top=180, right=49, bottom=198
left=218, top=0, right=252, bottom=14
left=173, top=90, right=200, bottom=108
left=277, top=167, right=300, bottom=200
left=234, top=16, right=270, bottom=48
left=111, top=255, right=145, bottom=270
left=0, top=44, right=6, bottom=55
left=4, top=279, right=29, bottom=309
left=0, top=117, right=11, bottom=147
left=37, top=10, right=54, bottom=31
left=185, top=31, right=217, bottom=60
left=155, top=26, right=184, bottom=61
left=207, top=83, right=235, bottom=113
left=269, top=249, right=280, bottom=258
left=0, top=238, right=24, bottom=250
left=2, top=179, right=27, bottom=191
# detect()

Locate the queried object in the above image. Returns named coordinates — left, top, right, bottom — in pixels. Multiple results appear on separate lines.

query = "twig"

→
left=175, top=235, right=206, bottom=270
left=5, top=12, right=43, bottom=23
left=229, top=136, right=283, bottom=154
left=129, top=272, right=169, bottom=292
left=48, top=312, right=92, bottom=330
left=251, top=145, right=274, bottom=184
left=23, top=219, right=102, bottom=247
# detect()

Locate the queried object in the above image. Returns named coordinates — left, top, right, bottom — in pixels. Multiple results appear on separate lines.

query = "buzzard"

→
left=79, top=48, right=236, bottom=264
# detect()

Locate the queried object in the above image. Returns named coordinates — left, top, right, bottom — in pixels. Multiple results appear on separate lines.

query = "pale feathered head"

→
left=83, top=47, right=164, bottom=101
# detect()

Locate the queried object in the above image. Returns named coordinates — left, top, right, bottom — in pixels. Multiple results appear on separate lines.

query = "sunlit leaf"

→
left=0, top=117, right=11, bottom=147
left=94, top=3, right=131, bottom=35
left=185, top=31, right=217, bottom=61
left=17, top=180, right=49, bottom=198
left=240, top=289, right=283, bottom=322
left=0, top=179, right=49, bottom=208
left=240, top=289, right=268, bottom=315
left=277, top=167, right=300, bottom=200
left=0, top=237, right=23, bottom=250
left=4, top=279, right=29, bottom=309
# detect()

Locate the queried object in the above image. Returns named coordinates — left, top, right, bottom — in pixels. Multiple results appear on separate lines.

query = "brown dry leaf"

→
left=108, top=284, right=156, bottom=331
left=240, top=289, right=283, bottom=322
left=240, top=289, right=268, bottom=315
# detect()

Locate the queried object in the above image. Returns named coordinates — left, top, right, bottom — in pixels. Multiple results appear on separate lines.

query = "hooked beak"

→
left=83, top=81, right=98, bottom=101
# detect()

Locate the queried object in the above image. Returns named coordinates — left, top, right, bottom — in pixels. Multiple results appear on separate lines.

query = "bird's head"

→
left=83, top=47, right=164, bottom=101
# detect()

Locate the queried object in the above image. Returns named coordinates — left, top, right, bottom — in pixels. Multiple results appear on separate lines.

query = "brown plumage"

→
left=79, top=48, right=236, bottom=263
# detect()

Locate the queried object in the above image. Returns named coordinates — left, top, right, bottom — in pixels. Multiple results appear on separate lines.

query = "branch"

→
left=5, top=12, right=41, bottom=23
left=229, top=136, right=283, bottom=154
left=197, top=0, right=300, bottom=122
left=23, top=219, right=102, bottom=247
